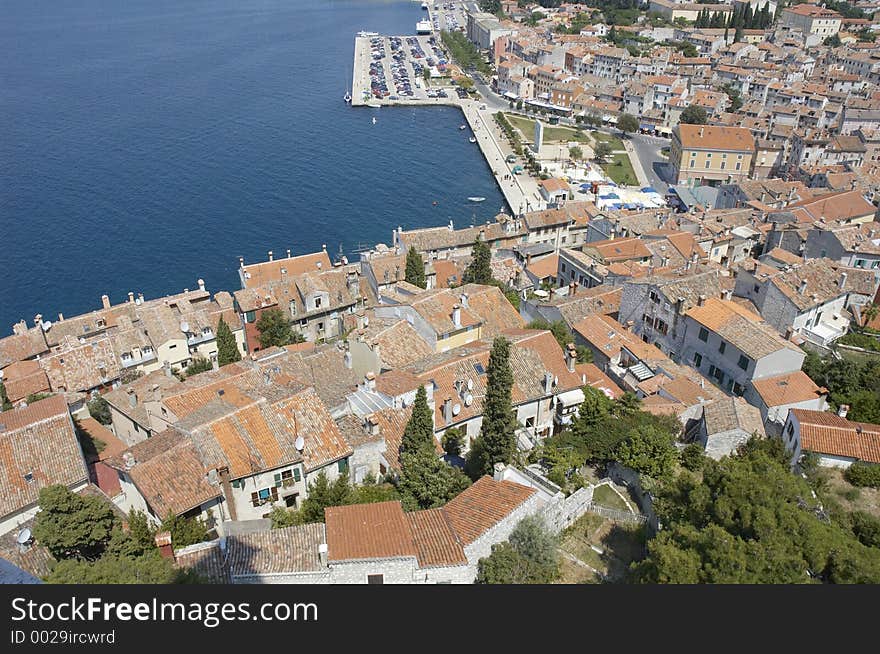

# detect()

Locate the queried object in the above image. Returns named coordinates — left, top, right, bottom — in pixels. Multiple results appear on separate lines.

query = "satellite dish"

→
left=464, top=394, right=473, bottom=407
left=294, top=435, right=305, bottom=451
left=467, top=379, right=474, bottom=391
left=180, top=321, right=190, bottom=333
left=452, top=403, right=461, bottom=416
left=16, top=528, right=31, bottom=545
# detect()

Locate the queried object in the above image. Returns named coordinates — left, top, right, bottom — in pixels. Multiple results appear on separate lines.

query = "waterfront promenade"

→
left=351, top=34, right=546, bottom=216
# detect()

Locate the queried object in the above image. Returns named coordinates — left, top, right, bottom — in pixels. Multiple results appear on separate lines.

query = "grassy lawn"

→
left=817, top=467, right=880, bottom=519
left=504, top=113, right=590, bottom=143
left=592, top=484, right=631, bottom=512
left=599, top=152, right=638, bottom=186
left=557, top=512, right=647, bottom=583
left=591, top=131, right=624, bottom=151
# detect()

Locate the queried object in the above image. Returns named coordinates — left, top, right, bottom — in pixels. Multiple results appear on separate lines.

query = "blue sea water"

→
left=0, top=0, right=504, bottom=329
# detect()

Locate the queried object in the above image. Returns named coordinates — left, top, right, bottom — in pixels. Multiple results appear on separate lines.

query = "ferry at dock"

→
left=416, top=20, right=431, bottom=35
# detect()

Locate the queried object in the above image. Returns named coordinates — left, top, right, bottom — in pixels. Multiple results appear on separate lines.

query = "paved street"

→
left=629, top=133, right=671, bottom=192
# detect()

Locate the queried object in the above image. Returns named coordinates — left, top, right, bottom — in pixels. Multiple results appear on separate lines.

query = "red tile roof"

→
left=792, top=409, right=880, bottom=464
left=325, top=501, right=417, bottom=562
left=407, top=508, right=467, bottom=568
left=442, top=476, right=536, bottom=546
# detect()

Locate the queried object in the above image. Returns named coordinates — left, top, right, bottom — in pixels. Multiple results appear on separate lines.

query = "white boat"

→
left=416, top=20, right=432, bottom=34
left=467, top=196, right=486, bottom=202
left=421, top=1, right=428, bottom=9
left=357, top=31, right=379, bottom=38
left=372, top=116, right=377, bottom=124
left=459, top=124, right=466, bottom=130
left=469, top=137, right=476, bottom=143
left=344, top=91, right=352, bottom=103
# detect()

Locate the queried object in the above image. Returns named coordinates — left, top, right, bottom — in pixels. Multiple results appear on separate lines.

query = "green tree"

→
left=0, top=380, right=12, bottom=411
left=159, top=513, right=210, bottom=549
left=476, top=515, right=559, bottom=583
left=615, top=424, right=679, bottom=479
left=126, top=510, right=156, bottom=552
left=269, top=505, right=306, bottom=529
left=47, top=553, right=187, bottom=584
left=87, top=395, right=112, bottom=425
left=398, top=446, right=471, bottom=510
left=844, top=462, right=880, bottom=488
left=442, top=427, right=465, bottom=456
left=401, top=385, right=435, bottom=455
left=680, top=443, right=706, bottom=472
left=216, top=316, right=241, bottom=366
left=617, top=113, right=639, bottom=135
left=679, top=104, right=708, bottom=125
left=405, top=247, right=427, bottom=289
left=593, top=141, right=613, bottom=162
left=184, top=356, right=213, bottom=377
left=526, top=318, right=573, bottom=351
left=569, top=146, right=583, bottom=160
left=298, top=471, right=354, bottom=523
left=33, top=485, right=117, bottom=561
left=462, top=237, right=493, bottom=285
left=614, top=392, right=642, bottom=417
left=467, top=337, right=516, bottom=479
left=824, top=34, right=842, bottom=47
left=255, top=308, right=304, bottom=348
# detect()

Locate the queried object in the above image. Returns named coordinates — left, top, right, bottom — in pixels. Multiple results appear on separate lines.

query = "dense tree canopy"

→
left=801, top=351, right=880, bottom=423
left=617, top=113, right=639, bottom=135
left=33, top=486, right=118, bottom=561
left=256, top=308, right=305, bottom=348
left=462, top=238, right=493, bottom=285
left=476, top=515, right=560, bottom=583
left=632, top=439, right=880, bottom=583
left=679, top=104, right=708, bottom=125
left=87, top=395, right=112, bottom=425
left=405, top=247, right=427, bottom=289
left=184, top=356, right=213, bottom=378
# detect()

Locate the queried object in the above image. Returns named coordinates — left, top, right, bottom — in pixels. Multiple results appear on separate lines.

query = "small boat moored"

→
left=469, top=137, right=476, bottom=143
left=467, top=196, right=486, bottom=202
left=372, top=116, right=377, bottom=124
left=344, top=91, right=352, bottom=103
left=459, top=124, right=466, bottom=130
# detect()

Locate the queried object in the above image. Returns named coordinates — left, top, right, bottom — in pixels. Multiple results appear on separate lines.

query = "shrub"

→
left=844, top=462, right=880, bottom=488
left=680, top=443, right=705, bottom=472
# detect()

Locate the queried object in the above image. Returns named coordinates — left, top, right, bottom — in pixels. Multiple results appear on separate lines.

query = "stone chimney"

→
left=268, top=250, right=274, bottom=262
left=838, top=404, right=849, bottom=419
left=57, top=313, right=64, bottom=322
left=569, top=281, right=576, bottom=296
left=723, top=289, right=733, bottom=301
left=697, top=294, right=706, bottom=307
left=287, top=248, right=292, bottom=258
left=364, top=371, right=376, bottom=392
left=364, top=414, right=380, bottom=436
left=565, top=343, right=577, bottom=372
left=443, top=397, right=453, bottom=424
left=154, top=532, right=173, bottom=559
left=452, top=304, right=462, bottom=328
left=163, top=360, right=172, bottom=378
left=127, top=389, right=137, bottom=408
left=492, top=462, right=506, bottom=481
left=626, top=319, right=635, bottom=332
left=543, top=371, right=554, bottom=394
left=318, top=543, right=328, bottom=566
left=128, top=292, right=135, bottom=304
left=101, top=294, right=111, bottom=310
left=198, top=278, right=206, bottom=292
left=798, top=279, right=808, bottom=295
left=839, top=271, right=847, bottom=289
left=137, top=293, right=144, bottom=304
left=460, top=293, right=469, bottom=309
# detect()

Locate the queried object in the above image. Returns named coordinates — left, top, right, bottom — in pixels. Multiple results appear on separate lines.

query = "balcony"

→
left=186, top=331, right=214, bottom=346
left=802, top=321, right=847, bottom=348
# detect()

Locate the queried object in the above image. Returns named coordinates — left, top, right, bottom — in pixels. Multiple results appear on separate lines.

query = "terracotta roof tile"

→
left=407, top=508, right=467, bottom=568
left=325, top=501, right=417, bottom=562
left=752, top=371, right=826, bottom=408
left=791, top=409, right=880, bottom=464
left=442, top=476, right=536, bottom=546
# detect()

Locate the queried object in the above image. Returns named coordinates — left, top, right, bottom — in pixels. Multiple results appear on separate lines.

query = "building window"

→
left=649, top=290, right=660, bottom=303
left=753, top=284, right=760, bottom=293
left=245, top=311, right=256, bottom=323
left=693, top=352, right=703, bottom=367
left=735, top=162, right=741, bottom=171
left=719, top=342, right=726, bottom=354
left=338, top=458, right=349, bottom=474
left=367, top=574, right=384, bottom=584
left=698, top=327, right=709, bottom=342
left=737, top=355, right=749, bottom=370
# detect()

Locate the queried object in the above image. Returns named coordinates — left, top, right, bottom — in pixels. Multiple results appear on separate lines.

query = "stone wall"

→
left=540, top=486, right=594, bottom=534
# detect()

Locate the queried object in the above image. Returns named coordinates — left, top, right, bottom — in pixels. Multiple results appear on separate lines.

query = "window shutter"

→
left=274, top=473, right=281, bottom=483
left=293, top=468, right=301, bottom=482
left=251, top=491, right=258, bottom=502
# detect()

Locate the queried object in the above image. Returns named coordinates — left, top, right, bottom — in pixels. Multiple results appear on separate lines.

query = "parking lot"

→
left=429, top=1, right=468, bottom=33
left=361, top=33, right=453, bottom=102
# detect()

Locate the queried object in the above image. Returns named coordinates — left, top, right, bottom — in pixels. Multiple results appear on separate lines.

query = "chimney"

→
left=493, top=462, right=506, bottom=481
left=460, top=293, right=469, bottom=309
left=163, top=361, right=172, bottom=378
left=443, top=397, right=453, bottom=424
left=287, top=248, right=292, bottom=258
left=239, top=256, right=245, bottom=268
left=697, top=294, right=706, bottom=307
left=268, top=250, right=274, bottom=262
left=57, top=313, right=64, bottom=322
left=838, top=404, right=849, bottom=419
left=154, top=532, right=173, bottom=560
left=626, top=320, right=635, bottom=332
left=371, top=340, right=381, bottom=365
left=699, top=126, right=704, bottom=138
left=128, top=292, right=135, bottom=304
left=784, top=326, right=794, bottom=340
left=198, top=278, right=205, bottom=292
left=723, top=289, right=733, bottom=301
left=452, top=304, right=462, bottom=328
left=569, top=281, right=576, bottom=296
left=364, top=414, right=380, bottom=436
left=364, top=371, right=376, bottom=391
left=343, top=347, right=352, bottom=370
left=565, top=343, right=577, bottom=372
left=447, top=220, right=453, bottom=231
left=318, top=543, right=328, bottom=566
left=33, top=314, right=42, bottom=328
left=101, top=294, right=111, bottom=310
left=798, top=279, right=808, bottom=295
left=127, top=389, right=137, bottom=408
left=137, top=293, right=144, bottom=304
left=543, top=371, right=554, bottom=394
left=839, top=271, right=847, bottom=289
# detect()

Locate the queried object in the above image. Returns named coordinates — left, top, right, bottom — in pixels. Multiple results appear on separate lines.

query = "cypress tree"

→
left=216, top=316, right=241, bottom=366
left=462, top=237, right=493, bottom=285
left=466, top=337, right=516, bottom=479
left=404, top=247, right=427, bottom=289
left=400, top=385, right=435, bottom=456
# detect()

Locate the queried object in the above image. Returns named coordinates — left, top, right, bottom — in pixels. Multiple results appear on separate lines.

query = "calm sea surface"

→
left=0, top=0, right=504, bottom=328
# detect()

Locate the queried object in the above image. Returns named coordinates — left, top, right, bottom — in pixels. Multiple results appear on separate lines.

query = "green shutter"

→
left=274, top=472, right=281, bottom=483
left=293, top=468, right=301, bottom=482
